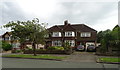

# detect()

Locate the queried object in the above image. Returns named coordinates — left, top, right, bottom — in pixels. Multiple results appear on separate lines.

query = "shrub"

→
left=2, top=41, right=12, bottom=51
left=64, top=42, right=71, bottom=51
left=12, top=50, right=22, bottom=53
left=24, top=47, right=33, bottom=51
left=99, top=46, right=107, bottom=53
left=47, top=46, right=64, bottom=51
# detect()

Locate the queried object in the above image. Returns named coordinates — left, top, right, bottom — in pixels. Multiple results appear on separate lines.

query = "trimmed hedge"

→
left=12, top=50, right=22, bottom=53
left=23, top=49, right=72, bottom=55
left=47, top=46, right=64, bottom=51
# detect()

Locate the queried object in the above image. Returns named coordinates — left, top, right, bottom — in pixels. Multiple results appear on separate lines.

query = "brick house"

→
left=2, top=32, right=20, bottom=49
left=45, top=20, right=97, bottom=49
left=2, top=32, right=44, bottom=50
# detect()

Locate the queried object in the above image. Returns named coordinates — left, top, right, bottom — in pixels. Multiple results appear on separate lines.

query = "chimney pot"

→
left=64, top=20, right=68, bottom=25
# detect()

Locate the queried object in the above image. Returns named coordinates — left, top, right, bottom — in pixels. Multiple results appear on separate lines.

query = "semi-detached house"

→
left=45, top=20, right=97, bottom=49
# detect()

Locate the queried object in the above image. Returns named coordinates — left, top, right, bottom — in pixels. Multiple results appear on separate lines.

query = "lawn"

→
left=99, top=57, right=120, bottom=63
left=2, top=54, right=67, bottom=60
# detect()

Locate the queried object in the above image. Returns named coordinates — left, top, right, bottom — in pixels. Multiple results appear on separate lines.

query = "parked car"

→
left=87, top=45, right=96, bottom=52
left=76, top=45, right=85, bottom=51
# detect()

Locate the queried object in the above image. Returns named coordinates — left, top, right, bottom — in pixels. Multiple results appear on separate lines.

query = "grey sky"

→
left=0, top=0, right=118, bottom=35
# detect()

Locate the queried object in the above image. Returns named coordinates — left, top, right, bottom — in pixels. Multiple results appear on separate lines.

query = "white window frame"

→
left=65, top=31, right=75, bottom=37
left=81, top=32, right=91, bottom=37
left=52, top=32, right=61, bottom=37
left=52, top=40, right=62, bottom=46
left=65, top=40, right=75, bottom=47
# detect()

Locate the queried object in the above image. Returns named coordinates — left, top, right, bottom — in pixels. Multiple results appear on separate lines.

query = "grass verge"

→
left=99, top=57, right=120, bottom=63
left=2, top=54, right=67, bottom=60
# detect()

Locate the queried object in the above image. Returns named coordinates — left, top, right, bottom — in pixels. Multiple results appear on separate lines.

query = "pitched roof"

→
left=2, top=32, right=12, bottom=37
left=48, top=24, right=97, bottom=32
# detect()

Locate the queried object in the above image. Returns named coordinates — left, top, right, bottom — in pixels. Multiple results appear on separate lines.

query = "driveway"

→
left=63, top=52, right=97, bottom=62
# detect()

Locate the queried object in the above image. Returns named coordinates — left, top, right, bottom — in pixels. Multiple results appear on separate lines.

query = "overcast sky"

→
left=0, top=0, right=119, bottom=35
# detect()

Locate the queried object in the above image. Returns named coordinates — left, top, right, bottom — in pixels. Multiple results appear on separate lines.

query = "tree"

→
left=111, top=25, right=120, bottom=50
left=2, top=41, right=12, bottom=51
left=97, top=25, right=120, bottom=53
left=4, top=18, right=48, bottom=56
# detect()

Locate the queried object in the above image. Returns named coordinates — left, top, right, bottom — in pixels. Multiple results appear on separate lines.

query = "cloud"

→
left=0, top=0, right=118, bottom=35
left=48, top=2, right=117, bottom=25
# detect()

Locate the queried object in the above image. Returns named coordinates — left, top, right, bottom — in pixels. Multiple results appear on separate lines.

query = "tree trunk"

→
left=33, top=42, right=37, bottom=56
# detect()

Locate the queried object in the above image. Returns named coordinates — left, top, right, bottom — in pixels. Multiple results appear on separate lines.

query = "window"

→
left=52, top=40, right=62, bottom=46
left=5, top=37, right=9, bottom=40
left=52, top=32, right=61, bottom=37
left=81, top=32, right=91, bottom=37
left=65, top=40, right=75, bottom=47
left=65, top=32, right=75, bottom=37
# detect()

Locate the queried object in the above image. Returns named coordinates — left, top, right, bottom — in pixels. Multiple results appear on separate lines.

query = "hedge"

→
left=23, top=49, right=72, bottom=55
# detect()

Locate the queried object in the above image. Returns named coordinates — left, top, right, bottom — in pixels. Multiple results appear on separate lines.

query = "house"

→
left=2, top=32, right=20, bottom=50
left=45, top=20, right=97, bottom=49
left=2, top=32, right=44, bottom=50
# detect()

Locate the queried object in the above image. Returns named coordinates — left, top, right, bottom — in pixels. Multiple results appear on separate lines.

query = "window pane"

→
left=81, top=32, right=91, bottom=37
left=52, top=32, right=61, bottom=37
left=65, top=32, right=74, bottom=37
left=52, top=41, right=61, bottom=46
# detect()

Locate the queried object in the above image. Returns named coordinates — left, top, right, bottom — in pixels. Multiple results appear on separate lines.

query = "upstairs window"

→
left=52, top=32, right=61, bottom=37
left=5, top=37, right=10, bottom=40
left=65, top=32, right=75, bottom=37
left=81, top=32, right=91, bottom=37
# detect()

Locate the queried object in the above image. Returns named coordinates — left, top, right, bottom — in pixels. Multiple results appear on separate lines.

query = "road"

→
left=2, top=58, right=119, bottom=68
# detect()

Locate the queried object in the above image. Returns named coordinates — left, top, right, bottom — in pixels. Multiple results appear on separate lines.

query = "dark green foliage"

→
left=2, top=41, right=12, bottom=51
left=12, top=50, right=22, bottom=53
left=64, top=42, right=71, bottom=51
left=97, top=25, right=120, bottom=53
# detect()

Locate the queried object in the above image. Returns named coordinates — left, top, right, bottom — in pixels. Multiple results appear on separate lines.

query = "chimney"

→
left=64, top=20, right=68, bottom=25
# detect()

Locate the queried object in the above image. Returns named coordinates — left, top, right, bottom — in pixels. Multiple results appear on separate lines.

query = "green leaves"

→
left=2, top=41, right=12, bottom=51
left=97, top=25, right=120, bottom=52
left=3, top=18, right=48, bottom=44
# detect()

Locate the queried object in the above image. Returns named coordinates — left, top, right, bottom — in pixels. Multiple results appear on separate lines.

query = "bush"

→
left=12, top=50, right=22, bottom=53
left=24, top=47, right=33, bottom=51
left=2, top=41, right=12, bottom=51
left=99, top=46, right=107, bottom=53
left=64, top=42, right=71, bottom=51
left=47, top=46, right=64, bottom=51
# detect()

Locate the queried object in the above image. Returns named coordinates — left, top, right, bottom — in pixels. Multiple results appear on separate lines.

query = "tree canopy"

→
left=4, top=18, right=48, bottom=56
left=97, top=25, right=120, bottom=52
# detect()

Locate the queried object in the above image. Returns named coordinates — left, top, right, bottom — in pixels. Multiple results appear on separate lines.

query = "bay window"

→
left=65, top=40, right=75, bottom=47
left=52, top=40, right=62, bottom=46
